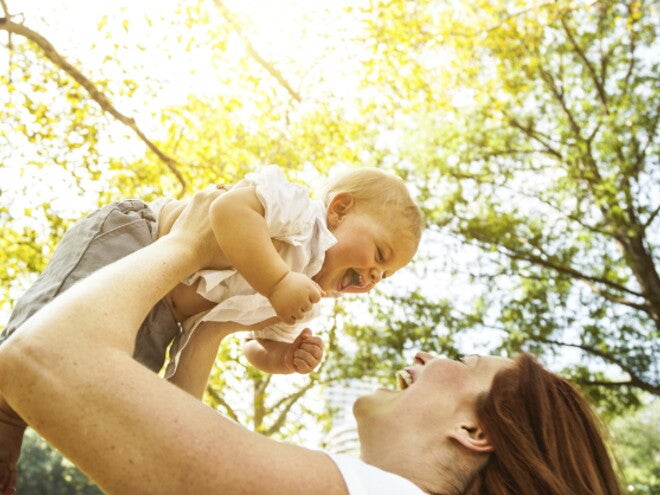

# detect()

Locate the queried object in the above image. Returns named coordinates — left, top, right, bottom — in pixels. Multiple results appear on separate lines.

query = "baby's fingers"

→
left=300, top=337, right=323, bottom=356
left=292, top=354, right=320, bottom=373
left=293, top=340, right=324, bottom=373
left=309, top=285, right=324, bottom=303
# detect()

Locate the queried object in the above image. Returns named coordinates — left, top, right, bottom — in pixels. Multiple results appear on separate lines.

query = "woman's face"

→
left=353, top=352, right=512, bottom=480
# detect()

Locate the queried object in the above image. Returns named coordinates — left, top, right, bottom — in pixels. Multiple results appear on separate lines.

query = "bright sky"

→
left=4, top=1, right=363, bottom=203
left=16, top=0, right=363, bottom=113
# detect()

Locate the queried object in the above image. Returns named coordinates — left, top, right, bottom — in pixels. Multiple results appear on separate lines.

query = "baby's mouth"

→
left=339, top=269, right=362, bottom=291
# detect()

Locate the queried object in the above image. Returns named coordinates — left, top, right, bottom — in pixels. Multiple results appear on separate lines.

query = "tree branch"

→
left=643, top=205, right=660, bottom=231
left=0, top=18, right=187, bottom=197
left=264, top=380, right=316, bottom=436
left=205, top=386, right=240, bottom=423
left=559, top=16, right=609, bottom=113
left=542, top=337, right=659, bottom=396
left=480, top=239, right=646, bottom=300
left=538, top=67, right=585, bottom=141
left=507, top=117, right=563, bottom=159
left=212, top=0, right=301, bottom=102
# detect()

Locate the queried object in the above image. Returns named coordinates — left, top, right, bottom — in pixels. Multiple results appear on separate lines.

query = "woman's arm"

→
left=167, top=320, right=231, bottom=399
left=0, top=191, right=347, bottom=495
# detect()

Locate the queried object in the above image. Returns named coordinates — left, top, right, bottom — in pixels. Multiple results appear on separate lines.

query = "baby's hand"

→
left=285, top=329, right=324, bottom=374
left=268, top=272, right=324, bottom=325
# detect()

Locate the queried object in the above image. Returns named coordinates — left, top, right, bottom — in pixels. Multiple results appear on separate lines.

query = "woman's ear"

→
left=326, top=193, right=354, bottom=228
left=448, top=424, right=494, bottom=453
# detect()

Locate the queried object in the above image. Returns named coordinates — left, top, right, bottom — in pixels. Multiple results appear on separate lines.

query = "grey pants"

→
left=0, top=200, right=180, bottom=373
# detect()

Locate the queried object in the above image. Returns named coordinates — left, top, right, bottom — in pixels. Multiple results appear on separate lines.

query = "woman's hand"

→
left=168, top=189, right=221, bottom=270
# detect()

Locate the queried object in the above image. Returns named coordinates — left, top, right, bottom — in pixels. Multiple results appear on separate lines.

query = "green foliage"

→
left=609, top=398, right=660, bottom=494
left=17, top=429, right=102, bottom=495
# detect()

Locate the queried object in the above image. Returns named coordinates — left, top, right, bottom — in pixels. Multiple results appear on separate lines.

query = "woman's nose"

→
left=414, top=351, right=436, bottom=365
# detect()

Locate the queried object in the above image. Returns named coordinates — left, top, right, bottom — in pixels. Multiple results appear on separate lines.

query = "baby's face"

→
left=312, top=211, right=416, bottom=297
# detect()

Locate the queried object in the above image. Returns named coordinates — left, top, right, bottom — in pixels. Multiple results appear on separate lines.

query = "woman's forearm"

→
left=167, top=320, right=231, bottom=399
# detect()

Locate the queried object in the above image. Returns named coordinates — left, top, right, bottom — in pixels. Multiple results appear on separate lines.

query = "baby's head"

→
left=313, top=168, right=425, bottom=297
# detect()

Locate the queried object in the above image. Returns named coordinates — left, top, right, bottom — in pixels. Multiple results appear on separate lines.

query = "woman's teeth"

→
left=396, top=369, right=412, bottom=390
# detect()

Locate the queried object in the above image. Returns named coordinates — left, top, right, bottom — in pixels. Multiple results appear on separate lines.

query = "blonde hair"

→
left=322, top=167, right=425, bottom=246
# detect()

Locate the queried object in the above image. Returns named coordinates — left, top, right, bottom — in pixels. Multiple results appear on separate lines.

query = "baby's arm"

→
left=210, top=187, right=324, bottom=324
left=243, top=329, right=324, bottom=374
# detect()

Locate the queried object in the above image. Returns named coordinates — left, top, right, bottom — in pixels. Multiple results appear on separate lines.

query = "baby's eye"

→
left=376, top=247, right=385, bottom=262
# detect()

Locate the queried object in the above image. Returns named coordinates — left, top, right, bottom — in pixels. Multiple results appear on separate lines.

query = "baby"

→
left=0, top=165, right=424, bottom=494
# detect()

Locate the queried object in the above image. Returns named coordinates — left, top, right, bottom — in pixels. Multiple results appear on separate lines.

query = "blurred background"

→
left=1, top=0, right=658, bottom=492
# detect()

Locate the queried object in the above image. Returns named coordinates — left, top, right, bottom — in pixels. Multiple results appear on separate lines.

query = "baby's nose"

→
left=370, top=267, right=383, bottom=283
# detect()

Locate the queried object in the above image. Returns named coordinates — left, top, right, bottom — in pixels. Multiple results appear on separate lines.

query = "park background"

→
left=1, top=0, right=658, bottom=492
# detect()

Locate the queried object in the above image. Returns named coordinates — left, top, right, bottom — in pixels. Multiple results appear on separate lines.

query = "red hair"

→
left=466, top=353, right=622, bottom=495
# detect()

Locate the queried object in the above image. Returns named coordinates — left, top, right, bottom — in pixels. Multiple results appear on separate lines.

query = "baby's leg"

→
left=0, top=395, right=26, bottom=495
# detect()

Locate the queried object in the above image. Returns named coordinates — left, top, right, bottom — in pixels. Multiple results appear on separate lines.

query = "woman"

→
left=0, top=191, right=622, bottom=494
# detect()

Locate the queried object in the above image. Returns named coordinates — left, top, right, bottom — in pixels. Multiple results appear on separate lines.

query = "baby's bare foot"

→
left=0, top=401, right=26, bottom=495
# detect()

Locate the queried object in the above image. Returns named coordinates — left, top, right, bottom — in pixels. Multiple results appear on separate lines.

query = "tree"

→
left=351, top=0, right=658, bottom=411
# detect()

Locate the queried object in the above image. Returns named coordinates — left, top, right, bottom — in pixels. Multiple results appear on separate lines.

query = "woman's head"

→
left=353, top=352, right=622, bottom=495
left=353, top=352, right=511, bottom=494
left=466, top=353, right=623, bottom=495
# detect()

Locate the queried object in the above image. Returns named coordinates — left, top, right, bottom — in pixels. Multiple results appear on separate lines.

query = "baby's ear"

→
left=327, top=193, right=354, bottom=227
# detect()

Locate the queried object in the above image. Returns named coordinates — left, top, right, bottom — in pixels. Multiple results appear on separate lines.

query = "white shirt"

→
left=164, top=166, right=336, bottom=376
left=328, top=454, right=427, bottom=494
